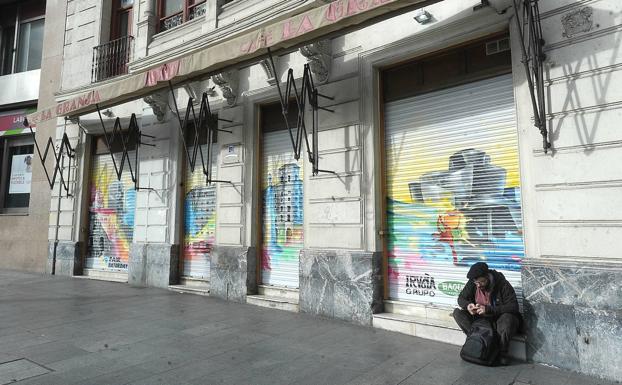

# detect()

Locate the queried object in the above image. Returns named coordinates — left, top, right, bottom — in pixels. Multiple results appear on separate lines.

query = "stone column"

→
left=202, top=0, right=220, bottom=33
left=135, top=0, right=156, bottom=59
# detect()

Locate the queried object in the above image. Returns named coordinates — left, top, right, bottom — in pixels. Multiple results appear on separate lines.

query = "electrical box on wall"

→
left=222, top=143, right=242, bottom=164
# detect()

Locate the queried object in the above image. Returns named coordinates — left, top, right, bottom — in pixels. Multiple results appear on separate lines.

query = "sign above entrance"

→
left=27, top=0, right=439, bottom=125
left=0, top=108, right=36, bottom=136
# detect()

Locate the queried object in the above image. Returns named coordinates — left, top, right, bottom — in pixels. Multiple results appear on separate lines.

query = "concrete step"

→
left=78, top=269, right=128, bottom=283
left=258, top=285, right=299, bottom=302
left=373, top=312, right=526, bottom=361
left=180, top=277, right=210, bottom=290
left=384, top=299, right=454, bottom=323
left=246, top=295, right=299, bottom=313
left=168, top=284, right=210, bottom=296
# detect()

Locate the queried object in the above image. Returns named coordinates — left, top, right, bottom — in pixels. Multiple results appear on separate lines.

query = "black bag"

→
left=460, top=318, right=500, bottom=366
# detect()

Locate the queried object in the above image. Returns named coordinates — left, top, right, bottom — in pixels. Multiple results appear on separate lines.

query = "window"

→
left=0, top=0, right=46, bottom=76
left=111, top=0, right=134, bottom=40
left=158, top=0, right=206, bottom=32
left=0, top=135, right=35, bottom=213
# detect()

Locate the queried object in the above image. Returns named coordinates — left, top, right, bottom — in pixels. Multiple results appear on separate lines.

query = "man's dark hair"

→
left=467, top=262, right=489, bottom=280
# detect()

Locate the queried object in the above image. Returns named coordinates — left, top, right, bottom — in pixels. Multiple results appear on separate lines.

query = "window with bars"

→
left=158, top=0, right=207, bottom=32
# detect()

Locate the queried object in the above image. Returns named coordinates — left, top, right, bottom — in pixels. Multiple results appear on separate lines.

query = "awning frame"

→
left=95, top=108, right=156, bottom=191
left=512, top=0, right=550, bottom=152
left=27, top=0, right=441, bottom=125
left=167, top=82, right=234, bottom=185
left=266, top=48, right=336, bottom=176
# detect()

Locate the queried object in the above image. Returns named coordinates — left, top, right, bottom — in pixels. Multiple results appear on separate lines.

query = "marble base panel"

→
left=522, top=262, right=622, bottom=382
left=48, top=241, right=82, bottom=276
left=128, top=243, right=179, bottom=289
left=300, top=249, right=383, bottom=326
left=210, top=246, right=257, bottom=303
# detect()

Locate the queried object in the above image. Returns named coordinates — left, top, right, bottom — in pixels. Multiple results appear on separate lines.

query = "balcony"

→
left=91, top=36, right=135, bottom=83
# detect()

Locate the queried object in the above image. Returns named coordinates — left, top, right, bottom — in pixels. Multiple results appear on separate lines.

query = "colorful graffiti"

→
left=262, top=131, right=304, bottom=287
left=183, top=165, right=217, bottom=279
left=87, top=155, right=135, bottom=271
left=385, top=76, right=524, bottom=304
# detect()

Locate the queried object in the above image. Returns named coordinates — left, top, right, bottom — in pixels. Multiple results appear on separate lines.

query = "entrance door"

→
left=182, top=144, right=217, bottom=280
left=384, top=74, right=524, bottom=305
left=261, top=129, right=303, bottom=288
left=86, top=139, right=136, bottom=272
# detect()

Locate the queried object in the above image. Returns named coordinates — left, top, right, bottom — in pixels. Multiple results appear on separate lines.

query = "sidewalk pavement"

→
left=0, top=270, right=618, bottom=385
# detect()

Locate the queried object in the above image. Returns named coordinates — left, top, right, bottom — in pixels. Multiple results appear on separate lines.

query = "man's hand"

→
left=475, top=304, right=487, bottom=315
left=467, top=303, right=478, bottom=315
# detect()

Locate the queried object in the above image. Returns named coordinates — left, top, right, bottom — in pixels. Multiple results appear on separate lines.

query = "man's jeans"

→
left=452, top=308, right=519, bottom=353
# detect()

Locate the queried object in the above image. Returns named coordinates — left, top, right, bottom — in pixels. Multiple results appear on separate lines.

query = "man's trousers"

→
left=452, top=308, right=519, bottom=353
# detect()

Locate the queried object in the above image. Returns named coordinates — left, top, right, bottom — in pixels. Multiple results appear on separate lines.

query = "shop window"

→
left=0, top=135, right=35, bottom=213
left=158, top=0, right=206, bottom=32
left=0, top=0, right=46, bottom=75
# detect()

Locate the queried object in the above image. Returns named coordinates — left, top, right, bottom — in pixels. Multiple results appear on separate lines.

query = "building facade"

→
left=0, top=0, right=65, bottom=272
left=32, top=0, right=621, bottom=381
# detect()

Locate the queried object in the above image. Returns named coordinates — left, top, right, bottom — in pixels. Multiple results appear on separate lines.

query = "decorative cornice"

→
left=260, top=58, right=278, bottom=86
left=212, top=70, right=239, bottom=106
left=300, top=40, right=331, bottom=84
left=143, top=90, right=169, bottom=121
left=561, top=6, right=593, bottom=39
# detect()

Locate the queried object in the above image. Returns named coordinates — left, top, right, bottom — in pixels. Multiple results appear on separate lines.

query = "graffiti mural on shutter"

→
left=86, top=152, right=136, bottom=271
left=384, top=75, right=523, bottom=305
left=262, top=130, right=303, bottom=288
left=183, top=145, right=217, bottom=280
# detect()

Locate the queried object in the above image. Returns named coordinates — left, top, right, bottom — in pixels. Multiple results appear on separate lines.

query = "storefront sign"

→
left=8, top=154, right=33, bottom=194
left=0, top=108, right=36, bottom=136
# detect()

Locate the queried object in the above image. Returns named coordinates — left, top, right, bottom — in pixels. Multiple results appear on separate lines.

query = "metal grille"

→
left=86, top=152, right=136, bottom=272
left=261, top=130, right=304, bottom=288
left=183, top=144, right=218, bottom=280
left=384, top=74, right=524, bottom=305
left=91, top=36, right=134, bottom=83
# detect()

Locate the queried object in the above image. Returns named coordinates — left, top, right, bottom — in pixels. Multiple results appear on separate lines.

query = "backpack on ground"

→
left=460, top=318, right=500, bottom=366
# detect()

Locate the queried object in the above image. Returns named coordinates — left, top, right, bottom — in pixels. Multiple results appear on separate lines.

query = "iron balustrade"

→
left=91, top=35, right=134, bottom=83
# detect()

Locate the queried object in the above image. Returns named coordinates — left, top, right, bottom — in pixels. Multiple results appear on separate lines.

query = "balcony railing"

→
left=91, top=35, right=134, bottom=83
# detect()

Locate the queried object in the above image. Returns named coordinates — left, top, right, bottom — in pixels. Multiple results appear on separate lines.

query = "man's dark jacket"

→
left=457, top=270, right=521, bottom=318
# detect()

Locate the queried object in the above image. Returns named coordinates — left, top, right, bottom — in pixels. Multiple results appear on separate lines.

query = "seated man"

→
left=453, top=262, right=521, bottom=365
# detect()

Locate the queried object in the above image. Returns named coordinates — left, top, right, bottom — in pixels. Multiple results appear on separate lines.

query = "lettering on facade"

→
left=239, top=0, right=397, bottom=53
left=405, top=273, right=436, bottom=297
left=54, top=91, right=102, bottom=116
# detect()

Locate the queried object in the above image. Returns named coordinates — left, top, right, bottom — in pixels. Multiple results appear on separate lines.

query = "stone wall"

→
left=522, top=261, right=622, bottom=381
left=300, top=249, right=383, bottom=326
left=210, top=246, right=257, bottom=303
left=48, top=240, right=82, bottom=276
left=128, top=243, right=179, bottom=289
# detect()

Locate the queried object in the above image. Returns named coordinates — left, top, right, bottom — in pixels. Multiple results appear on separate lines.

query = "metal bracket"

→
left=168, top=81, right=233, bottom=185
left=96, top=105, right=155, bottom=191
left=513, top=0, right=550, bottom=153
left=23, top=118, right=76, bottom=197
left=267, top=47, right=336, bottom=176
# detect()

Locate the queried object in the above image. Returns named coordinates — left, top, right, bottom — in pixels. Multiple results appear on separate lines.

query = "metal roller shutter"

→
left=86, top=151, right=136, bottom=272
left=384, top=74, right=524, bottom=306
left=261, top=129, right=303, bottom=288
left=183, top=145, right=218, bottom=280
